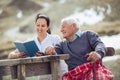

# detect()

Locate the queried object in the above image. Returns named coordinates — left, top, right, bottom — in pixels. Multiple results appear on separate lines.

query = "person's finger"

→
left=36, top=52, right=44, bottom=56
left=87, top=54, right=92, bottom=61
left=21, top=52, right=26, bottom=56
left=45, top=46, right=54, bottom=55
left=35, top=53, right=40, bottom=56
left=89, top=52, right=100, bottom=63
left=21, top=55, right=27, bottom=58
left=45, top=47, right=51, bottom=54
left=87, top=52, right=95, bottom=61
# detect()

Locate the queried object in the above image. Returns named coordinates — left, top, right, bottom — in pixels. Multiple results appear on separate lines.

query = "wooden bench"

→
left=0, top=47, right=115, bottom=80
left=0, top=54, right=69, bottom=80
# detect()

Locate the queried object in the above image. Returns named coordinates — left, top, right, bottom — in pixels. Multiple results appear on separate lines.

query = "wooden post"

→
left=17, top=64, right=26, bottom=80
left=51, top=60, right=60, bottom=80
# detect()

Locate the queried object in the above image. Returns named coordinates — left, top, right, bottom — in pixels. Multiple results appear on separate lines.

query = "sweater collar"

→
left=68, top=30, right=81, bottom=42
left=75, top=30, right=81, bottom=37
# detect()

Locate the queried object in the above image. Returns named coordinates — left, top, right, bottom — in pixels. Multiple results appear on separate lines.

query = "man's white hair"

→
left=61, top=17, right=80, bottom=29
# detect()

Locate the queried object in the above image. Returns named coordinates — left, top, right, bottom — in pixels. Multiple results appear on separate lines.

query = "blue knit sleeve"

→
left=86, top=30, right=107, bottom=58
left=54, top=41, right=64, bottom=54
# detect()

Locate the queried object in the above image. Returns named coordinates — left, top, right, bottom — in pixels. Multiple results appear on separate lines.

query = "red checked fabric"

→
left=62, top=61, right=114, bottom=80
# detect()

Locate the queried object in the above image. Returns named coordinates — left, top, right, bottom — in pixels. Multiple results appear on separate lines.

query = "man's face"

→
left=60, top=21, right=75, bottom=40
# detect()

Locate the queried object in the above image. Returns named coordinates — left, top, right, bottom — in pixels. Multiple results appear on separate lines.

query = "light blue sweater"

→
left=55, top=30, right=107, bottom=70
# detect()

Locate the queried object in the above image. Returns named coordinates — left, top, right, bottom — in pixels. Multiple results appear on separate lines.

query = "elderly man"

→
left=46, top=17, right=107, bottom=71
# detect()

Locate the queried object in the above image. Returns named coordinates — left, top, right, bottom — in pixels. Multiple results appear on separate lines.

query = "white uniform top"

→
left=34, top=33, right=61, bottom=53
left=34, top=33, right=68, bottom=74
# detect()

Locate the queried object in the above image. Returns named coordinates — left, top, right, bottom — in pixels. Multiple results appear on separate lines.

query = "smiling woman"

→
left=7, top=13, right=68, bottom=79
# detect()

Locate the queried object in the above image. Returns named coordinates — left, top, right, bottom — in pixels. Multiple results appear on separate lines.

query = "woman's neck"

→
left=37, top=33, right=47, bottom=43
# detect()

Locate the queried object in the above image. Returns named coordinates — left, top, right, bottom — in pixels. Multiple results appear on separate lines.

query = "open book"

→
left=14, top=40, right=39, bottom=57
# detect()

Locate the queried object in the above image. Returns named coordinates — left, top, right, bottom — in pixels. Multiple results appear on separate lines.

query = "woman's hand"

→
left=8, top=50, right=26, bottom=59
left=35, top=51, right=44, bottom=56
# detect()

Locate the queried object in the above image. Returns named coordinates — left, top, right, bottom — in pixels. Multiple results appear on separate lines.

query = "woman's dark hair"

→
left=35, top=13, right=51, bottom=34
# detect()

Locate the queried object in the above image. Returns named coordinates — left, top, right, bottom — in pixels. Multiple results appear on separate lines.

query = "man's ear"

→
left=72, top=23, right=76, bottom=28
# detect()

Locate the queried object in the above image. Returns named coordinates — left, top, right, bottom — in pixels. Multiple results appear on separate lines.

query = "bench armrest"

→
left=105, top=47, right=115, bottom=56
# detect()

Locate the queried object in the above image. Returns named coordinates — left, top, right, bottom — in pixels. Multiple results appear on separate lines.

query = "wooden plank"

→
left=51, top=60, right=60, bottom=80
left=0, top=54, right=69, bottom=66
left=11, top=62, right=51, bottom=79
left=17, top=64, right=26, bottom=80
left=0, top=67, right=12, bottom=80
left=0, top=66, right=11, bottom=76
left=25, top=62, right=51, bottom=77
left=0, top=54, right=69, bottom=80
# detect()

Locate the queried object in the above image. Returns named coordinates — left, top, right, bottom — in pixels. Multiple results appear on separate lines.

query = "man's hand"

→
left=45, top=46, right=54, bottom=55
left=87, top=51, right=101, bottom=63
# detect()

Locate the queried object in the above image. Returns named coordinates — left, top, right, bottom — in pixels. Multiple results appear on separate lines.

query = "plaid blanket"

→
left=62, top=61, right=114, bottom=80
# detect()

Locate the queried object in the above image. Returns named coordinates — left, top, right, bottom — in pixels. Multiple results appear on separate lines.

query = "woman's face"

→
left=35, top=18, right=49, bottom=36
